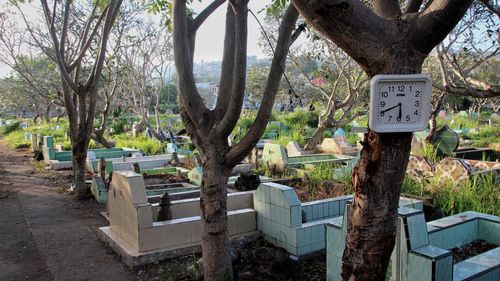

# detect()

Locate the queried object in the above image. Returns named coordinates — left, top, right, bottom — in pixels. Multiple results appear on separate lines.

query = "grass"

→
left=303, top=163, right=353, bottom=196
left=114, top=134, right=166, bottom=155
left=2, top=130, right=30, bottom=149
left=433, top=173, right=499, bottom=216
left=402, top=173, right=500, bottom=216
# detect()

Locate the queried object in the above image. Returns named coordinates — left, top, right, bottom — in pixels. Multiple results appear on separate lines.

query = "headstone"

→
left=438, top=110, right=448, bottom=119
left=98, top=158, right=106, bottom=179
left=435, top=157, right=470, bottom=182
left=430, top=125, right=459, bottom=156
left=320, top=137, right=358, bottom=156
left=170, top=152, right=180, bottom=166
left=286, top=141, right=306, bottom=157
left=43, top=136, right=54, bottom=148
left=333, top=128, right=346, bottom=137
left=166, top=143, right=179, bottom=153
left=133, top=162, right=141, bottom=174
left=157, top=193, right=172, bottom=221
left=87, top=151, right=97, bottom=161
left=250, top=149, right=259, bottom=166
left=188, top=166, right=203, bottom=186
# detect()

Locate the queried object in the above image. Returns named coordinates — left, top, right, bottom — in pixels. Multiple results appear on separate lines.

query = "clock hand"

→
left=397, top=103, right=402, bottom=120
left=381, top=104, right=400, bottom=114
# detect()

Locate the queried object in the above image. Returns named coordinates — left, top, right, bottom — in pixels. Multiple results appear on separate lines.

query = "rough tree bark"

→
left=40, top=0, right=123, bottom=200
left=292, top=0, right=474, bottom=279
left=173, top=1, right=301, bottom=279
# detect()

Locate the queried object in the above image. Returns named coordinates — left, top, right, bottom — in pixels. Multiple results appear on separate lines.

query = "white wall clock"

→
left=369, top=74, right=432, bottom=133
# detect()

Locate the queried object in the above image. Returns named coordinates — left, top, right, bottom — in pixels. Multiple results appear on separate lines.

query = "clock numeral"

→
left=414, top=110, right=419, bottom=115
left=406, top=115, right=411, bottom=121
left=396, top=116, right=401, bottom=122
left=398, top=86, right=405, bottom=92
left=388, top=115, right=392, bottom=121
left=409, top=85, right=412, bottom=92
left=381, top=92, right=388, bottom=97
left=380, top=101, right=385, bottom=107
left=415, top=101, right=420, bottom=107
left=380, top=111, right=385, bottom=117
left=415, top=91, right=420, bottom=97
left=388, top=86, right=394, bottom=92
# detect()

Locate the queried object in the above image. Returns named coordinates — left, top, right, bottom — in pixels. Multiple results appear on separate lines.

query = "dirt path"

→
left=0, top=140, right=137, bottom=281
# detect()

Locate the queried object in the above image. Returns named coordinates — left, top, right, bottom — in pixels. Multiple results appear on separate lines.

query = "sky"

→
left=0, top=0, right=271, bottom=78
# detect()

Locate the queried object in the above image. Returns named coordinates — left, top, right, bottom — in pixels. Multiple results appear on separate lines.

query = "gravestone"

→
left=430, top=125, right=459, bottom=156
left=286, top=141, right=306, bottom=157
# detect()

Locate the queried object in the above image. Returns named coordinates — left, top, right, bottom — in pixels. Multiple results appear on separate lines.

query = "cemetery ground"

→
left=0, top=139, right=326, bottom=281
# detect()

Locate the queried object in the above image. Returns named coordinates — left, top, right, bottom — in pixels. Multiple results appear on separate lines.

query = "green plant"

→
left=3, top=130, right=30, bottom=149
left=419, top=142, right=442, bottom=163
left=114, top=134, right=166, bottom=155
left=433, top=173, right=499, bottom=216
left=1, top=121, right=21, bottom=135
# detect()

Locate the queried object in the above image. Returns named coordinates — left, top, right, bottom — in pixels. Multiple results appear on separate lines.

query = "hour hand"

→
left=381, top=103, right=400, bottom=114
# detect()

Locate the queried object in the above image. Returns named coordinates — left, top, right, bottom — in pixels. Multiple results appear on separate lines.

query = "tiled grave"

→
left=317, top=137, right=360, bottom=156
left=254, top=183, right=421, bottom=258
left=99, top=171, right=258, bottom=267
left=261, top=143, right=358, bottom=172
left=406, top=156, right=500, bottom=183
left=90, top=175, right=197, bottom=204
left=327, top=207, right=500, bottom=281
left=40, top=136, right=140, bottom=170
left=86, top=154, right=186, bottom=174
left=187, top=164, right=256, bottom=186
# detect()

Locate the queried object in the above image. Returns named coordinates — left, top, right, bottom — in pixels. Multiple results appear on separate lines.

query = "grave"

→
left=430, top=125, right=496, bottom=161
left=261, top=143, right=357, bottom=172
left=98, top=171, right=258, bottom=267
left=187, top=165, right=258, bottom=186
left=406, top=155, right=436, bottom=182
left=90, top=173, right=197, bottom=204
left=165, top=143, right=192, bottom=155
left=406, top=156, right=500, bottom=183
left=326, top=207, right=499, bottom=281
left=317, top=137, right=360, bottom=156
left=86, top=154, right=186, bottom=175
left=287, top=141, right=310, bottom=157
left=40, top=136, right=140, bottom=170
left=257, top=183, right=422, bottom=258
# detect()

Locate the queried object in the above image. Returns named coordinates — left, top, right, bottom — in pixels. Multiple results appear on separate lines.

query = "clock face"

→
left=369, top=74, right=432, bottom=133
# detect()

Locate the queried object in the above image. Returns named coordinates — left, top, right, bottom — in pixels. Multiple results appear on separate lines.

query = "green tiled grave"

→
left=261, top=143, right=357, bottom=171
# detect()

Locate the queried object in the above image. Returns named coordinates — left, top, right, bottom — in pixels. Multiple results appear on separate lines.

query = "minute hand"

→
left=380, top=103, right=401, bottom=114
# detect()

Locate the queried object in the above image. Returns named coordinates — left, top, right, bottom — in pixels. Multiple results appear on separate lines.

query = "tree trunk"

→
left=44, top=104, right=51, bottom=123
left=304, top=124, right=328, bottom=151
left=91, top=131, right=113, bottom=148
left=426, top=112, right=438, bottom=143
left=342, top=131, right=413, bottom=280
left=72, top=142, right=89, bottom=200
left=33, top=114, right=40, bottom=125
left=200, top=146, right=233, bottom=281
left=134, top=111, right=148, bottom=135
left=341, top=55, right=423, bottom=279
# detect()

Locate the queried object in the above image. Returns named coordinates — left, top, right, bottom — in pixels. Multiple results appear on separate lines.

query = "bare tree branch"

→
left=413, top=0, right=474, bottom=55
left=215, top=0, right=248, bottom=137
left=173, top=0, right=211, bottom=132
left=226, top=4, right=299, bottom=166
